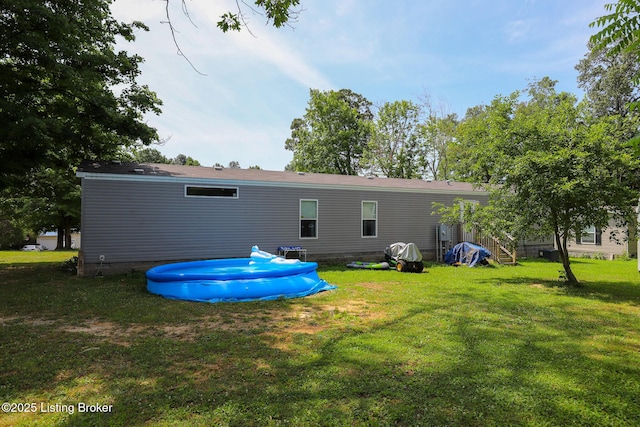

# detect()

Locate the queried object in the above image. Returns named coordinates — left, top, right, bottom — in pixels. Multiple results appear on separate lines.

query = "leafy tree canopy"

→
left=590, top=0, right=640, bottom=56
left=364, top=100, right=424, bottom=179
left=216, top=0, right=302, bottom=33
left=0, top=0, right=162, bottom=188
left=442, top=78, right=640, bottom=284
left=285, top=89, right=373, bottom=175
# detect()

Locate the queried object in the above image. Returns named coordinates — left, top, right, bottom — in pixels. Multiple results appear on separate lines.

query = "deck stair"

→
left=479, top=235, right=517, bottom=265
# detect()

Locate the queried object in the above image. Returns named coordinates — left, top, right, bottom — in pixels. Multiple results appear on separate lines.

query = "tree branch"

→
left=161, top=0, right=207, bottom=76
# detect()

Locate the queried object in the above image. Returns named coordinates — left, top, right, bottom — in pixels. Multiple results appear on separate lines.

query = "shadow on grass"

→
left=3, top=298, right=640, bottom=426
left=475, top=275, right=640, bottom=307
left=2, top=262, right=640, bottom=425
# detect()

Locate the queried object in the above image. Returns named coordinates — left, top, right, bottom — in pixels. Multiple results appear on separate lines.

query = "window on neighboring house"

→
left=362, top=201, right=377, bottom=238
left=185, top=186, right=238, bottom=198
left=300, top=199, right=318, bottom=239
left=578, top=226, right=601, bottom=245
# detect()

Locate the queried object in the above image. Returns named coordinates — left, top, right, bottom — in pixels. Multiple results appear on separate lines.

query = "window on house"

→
left=362, top=201, right=377, bottom=238
left=579, top=226, right=600, bottom=245
left=300, top=200, right=318, bottom=239
left=185, top=186, right=238, bottom=198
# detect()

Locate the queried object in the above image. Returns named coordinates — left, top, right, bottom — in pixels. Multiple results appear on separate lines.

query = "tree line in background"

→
left=286, top=35, right=640, bottom=284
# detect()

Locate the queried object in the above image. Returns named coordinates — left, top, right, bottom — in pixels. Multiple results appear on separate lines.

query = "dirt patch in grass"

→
left=357, top=282, right=389, bottom=291
left=263, top=299, right=387, bottom=350
left=3, top=299, right=387, bottom=351
left=61, top=321, right=148, bottom=346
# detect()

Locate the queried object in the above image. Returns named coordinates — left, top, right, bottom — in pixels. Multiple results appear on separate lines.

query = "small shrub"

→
left=59, top=256, right=78, bottom=274
left=616, top=251, right=632, bottom=261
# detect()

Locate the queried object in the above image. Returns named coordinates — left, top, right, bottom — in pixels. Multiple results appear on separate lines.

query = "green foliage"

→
left=576, top=43, right=640, bottom=120
left=172, top=154, right=201, bottom=166
left=131, top=148, right=171, bottom=164
left=364, top=100, right=424, bottom=178
left=590, top=0, right=640, bottom=56
left=1, top=167, right=81, bottom=248
left=0, top=219, right=24, bottom=249
left=285, top=89, right=373, bottom=175
left=58, top=256, right=79, bottom=275
left=419, top=112, right=458, bottom=180
left=590, top=0, right=640, bottom=115
left=449, top=78, right=640, bottom=285
left=217, top=0, right=301, bottom=32
left=452, top=93, right=520, bottom=183
left=0, top=0, right=162, bottom=187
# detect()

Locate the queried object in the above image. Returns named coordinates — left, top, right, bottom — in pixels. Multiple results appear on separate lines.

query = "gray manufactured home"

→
left=76, top=161, right=489, bottom=276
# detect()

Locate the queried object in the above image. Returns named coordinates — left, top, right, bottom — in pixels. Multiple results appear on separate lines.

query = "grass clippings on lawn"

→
left=0, top=251, right=639, bottom=426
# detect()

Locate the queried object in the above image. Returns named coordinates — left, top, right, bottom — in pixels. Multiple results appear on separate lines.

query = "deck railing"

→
left=478, top=234, right=517, bottom=265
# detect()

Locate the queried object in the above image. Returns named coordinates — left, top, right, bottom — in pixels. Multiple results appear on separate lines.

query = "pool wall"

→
left=146, top=257, right=336, bottom=303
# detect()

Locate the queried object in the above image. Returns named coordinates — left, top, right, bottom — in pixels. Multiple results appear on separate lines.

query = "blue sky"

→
left=111, top=0, right=608, bottom=171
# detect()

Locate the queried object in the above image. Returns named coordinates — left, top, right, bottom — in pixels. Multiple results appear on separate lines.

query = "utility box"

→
left=539, top=249, right=559, bottom=262
left=438, top=224, right=453, bottom=242
left=436, top=224, right=453, bottom=263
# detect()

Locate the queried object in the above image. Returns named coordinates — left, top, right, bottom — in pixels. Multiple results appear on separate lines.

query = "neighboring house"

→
left=37, top=231, right=81, bottom=251
left=75, top=161, right=491, bottom=276
left=566, top=219, right=636, bottom=259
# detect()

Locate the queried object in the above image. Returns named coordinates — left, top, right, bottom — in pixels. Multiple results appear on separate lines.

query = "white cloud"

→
left=504, top=20, right=530, bottom=42
left=107, top=0, right=610, bottom=170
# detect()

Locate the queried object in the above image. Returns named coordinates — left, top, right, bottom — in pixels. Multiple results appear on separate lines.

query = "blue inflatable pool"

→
left=146, top=247, right=336, bottom=303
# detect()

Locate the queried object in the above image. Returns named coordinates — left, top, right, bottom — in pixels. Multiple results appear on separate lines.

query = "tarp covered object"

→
left=384, top=242, right=423, bottom=262
left=444, top=242, right=491, bottom=267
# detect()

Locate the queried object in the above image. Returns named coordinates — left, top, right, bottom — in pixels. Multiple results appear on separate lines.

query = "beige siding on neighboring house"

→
left=566, top=219, right=634, bottom=259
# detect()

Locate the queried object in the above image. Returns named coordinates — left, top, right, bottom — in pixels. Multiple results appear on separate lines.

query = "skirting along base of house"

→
left=77, top=249, right=438, bottom=277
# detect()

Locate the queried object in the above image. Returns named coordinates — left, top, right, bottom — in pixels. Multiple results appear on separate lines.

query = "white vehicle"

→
left=21, top=244, right=43, bottom=251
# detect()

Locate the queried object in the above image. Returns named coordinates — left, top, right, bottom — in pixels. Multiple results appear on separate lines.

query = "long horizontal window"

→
left=185, top=186, right=238, bottom=198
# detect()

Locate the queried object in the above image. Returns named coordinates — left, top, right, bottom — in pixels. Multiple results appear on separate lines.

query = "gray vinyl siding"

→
left=79, top=176, right=485, bottom=273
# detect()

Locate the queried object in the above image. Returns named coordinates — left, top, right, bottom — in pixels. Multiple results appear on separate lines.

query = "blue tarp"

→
left=444, top=242, right=491, bottom=267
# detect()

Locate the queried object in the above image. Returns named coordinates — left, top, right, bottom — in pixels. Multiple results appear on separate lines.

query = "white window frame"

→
left=299, top=199, right=318, bottom=239
left=361, top=201, right=378, bottom=238
left=580, top=226, right=597, bottom=245
left=184, top=185, right=239, bottom=199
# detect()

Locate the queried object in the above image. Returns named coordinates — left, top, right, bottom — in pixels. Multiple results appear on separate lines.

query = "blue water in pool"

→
left=146, top=247, right=336, bottom=303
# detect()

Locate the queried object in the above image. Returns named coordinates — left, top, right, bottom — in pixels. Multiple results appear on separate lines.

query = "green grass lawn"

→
left=1, top=251, right=639, bottom=426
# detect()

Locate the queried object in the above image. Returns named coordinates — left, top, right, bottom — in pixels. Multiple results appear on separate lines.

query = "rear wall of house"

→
left=78, top=177, right=486, bottom=275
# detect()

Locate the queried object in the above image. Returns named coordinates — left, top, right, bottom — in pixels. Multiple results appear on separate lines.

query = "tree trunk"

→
left=64, top=222, right=72, bottom=249
left=56, top=225, right=64, bottom=250
left=554, top=231, right=579, bottom=285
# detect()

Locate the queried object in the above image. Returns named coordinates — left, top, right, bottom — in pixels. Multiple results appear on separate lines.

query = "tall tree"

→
left=1, top=0, right=162, bottom=247
left=576, top=43, right=640, bottom=119
left=364, top=100, right=423, bottom=179
left=173, top=154, right=201, bottom=166
left=1, top=0, right=162, bottom=188
left=576, top=42, right=640, bottom=151
left=444, top=79, right=639, bottom=284
left=419, top=113, right=458, bottom=181
left=452, top=93, right=519, bottom=183
left=0, top=167, right=81, bottom=249
left=590, top=0, right=640, bottom=120
left=285, top=89, right=373, bottom=175
left=132, top=148, right=171, bottom=164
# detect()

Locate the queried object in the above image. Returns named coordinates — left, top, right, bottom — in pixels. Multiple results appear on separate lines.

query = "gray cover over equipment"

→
left=384, top=242, right=423, bottom=262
